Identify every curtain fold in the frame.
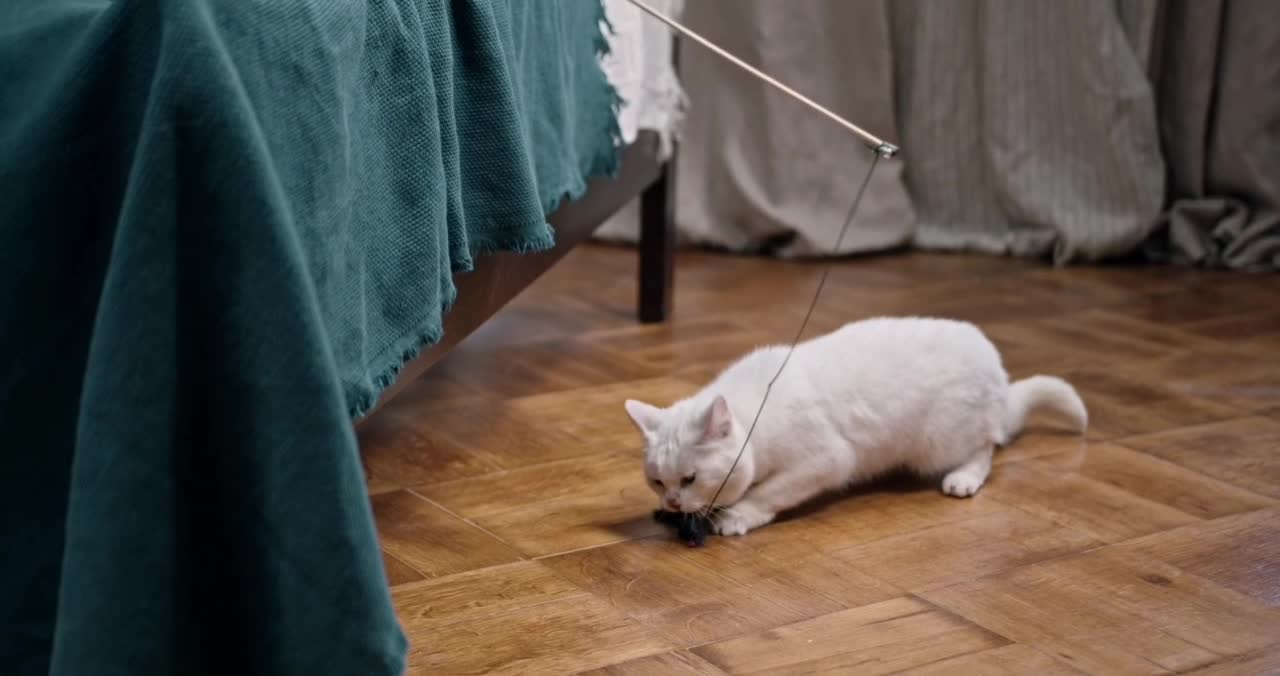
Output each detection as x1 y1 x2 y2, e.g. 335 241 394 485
1146 0 1280 269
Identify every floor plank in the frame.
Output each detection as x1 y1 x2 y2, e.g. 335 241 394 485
829 502 1101 592
1053 367 1245 441
392 561 584 630
1114 508 1280 607
359 408 503 489
979 457 1197 542
405 593 672 675
382 549 427 587
504 377 701 451
1119 348 1280 413
1120 417 1280 498
1183 308 1280 346
692 597 1008 675
1182 648 1280 675
896 643 1085 675
416 452 663 557
765 482 1008 553
993 433 1090 465
542 537 805 647
676 532 901 619
1029 442 1275 520
371 490 522 578
924 548 1280 675
576 649 727 675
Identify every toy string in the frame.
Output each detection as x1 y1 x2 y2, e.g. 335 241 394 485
703 150 886 517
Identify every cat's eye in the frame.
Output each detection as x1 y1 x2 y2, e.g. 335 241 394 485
681 474 696 487
652 479 664 488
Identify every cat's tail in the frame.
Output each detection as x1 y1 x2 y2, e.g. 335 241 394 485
1003 375 1088 443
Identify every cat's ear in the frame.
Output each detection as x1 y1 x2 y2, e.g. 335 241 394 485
624 399 664 438
699 395 733 443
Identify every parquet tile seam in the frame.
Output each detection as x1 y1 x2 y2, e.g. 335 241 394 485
1108 439 1280 506
403 487 527 555
1183 646 1280 675
530 534 667 562
1113 414 1276 444
1107 504 1280 551
535 545 809 652
384 550 431 582
826 515 1113 599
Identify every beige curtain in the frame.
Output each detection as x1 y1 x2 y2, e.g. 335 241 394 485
600 0 1279 270
1146 0 1280 269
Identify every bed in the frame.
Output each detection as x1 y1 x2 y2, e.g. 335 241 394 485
0 1 678 674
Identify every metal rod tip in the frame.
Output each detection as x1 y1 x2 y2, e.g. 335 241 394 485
874 143 899 158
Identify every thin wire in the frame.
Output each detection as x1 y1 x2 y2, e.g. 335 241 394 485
703 151 884 516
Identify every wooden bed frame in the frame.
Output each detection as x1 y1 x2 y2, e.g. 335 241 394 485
361 131 675 419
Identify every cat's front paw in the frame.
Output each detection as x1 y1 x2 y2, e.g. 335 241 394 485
714 504 773 536
941 471 985 498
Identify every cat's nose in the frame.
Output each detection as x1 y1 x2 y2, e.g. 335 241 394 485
665 497 681 510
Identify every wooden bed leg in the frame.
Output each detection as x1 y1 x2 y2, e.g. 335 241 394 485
638 160 675 323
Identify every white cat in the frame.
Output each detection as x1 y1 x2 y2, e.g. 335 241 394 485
624 317 1087 536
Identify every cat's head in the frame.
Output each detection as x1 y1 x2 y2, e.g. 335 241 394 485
623 394 753 513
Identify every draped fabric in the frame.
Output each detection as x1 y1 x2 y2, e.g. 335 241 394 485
0 1 620 674
600 0 1280 270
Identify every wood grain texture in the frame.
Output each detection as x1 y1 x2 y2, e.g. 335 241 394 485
1121 417 1280 498
578 650 726 676
1030 442 1274 519
1119 347 1280 413
358 246 1280 674
541 537 805 647
1114 508 1280 607
1182 648 1280 675
1054 367 1245 440
501 377 699 452
979 458 1198 542
358 409 502 489
404 593 672 675
678 532 901 618
416 452 665 557
829 503 1102 592
923 549 1280 675
895 643 1085 675
392 561 584 631
692 597 1008 675
371 490 521 578
381 550 427 587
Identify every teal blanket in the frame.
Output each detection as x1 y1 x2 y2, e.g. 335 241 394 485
0 1 619 674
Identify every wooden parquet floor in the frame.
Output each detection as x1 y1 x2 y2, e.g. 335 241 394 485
358 245 1280 675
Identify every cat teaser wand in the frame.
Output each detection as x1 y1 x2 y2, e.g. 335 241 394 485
623 0 900 546
623 0 898 159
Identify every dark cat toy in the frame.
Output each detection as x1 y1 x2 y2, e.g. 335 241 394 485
652 508 716 547
628 0 896 547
